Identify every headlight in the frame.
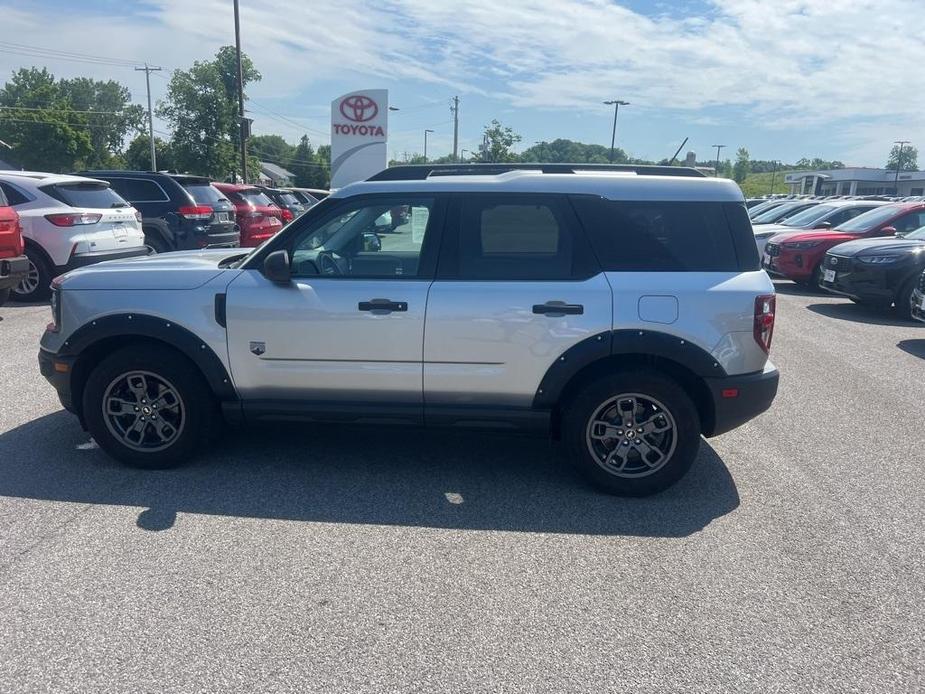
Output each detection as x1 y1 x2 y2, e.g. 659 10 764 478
781 240 822 250
857 255 902 264
48 281 62 333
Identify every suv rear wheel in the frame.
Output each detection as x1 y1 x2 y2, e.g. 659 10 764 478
563 370 701 496
13 248 51 302
83 346 216 468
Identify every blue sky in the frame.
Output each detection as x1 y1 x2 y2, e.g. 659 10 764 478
2 0 922 168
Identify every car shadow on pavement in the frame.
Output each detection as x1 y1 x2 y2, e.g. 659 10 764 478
772 280 825 297
806 302 923 327
897 339 925 359
0 411 740 538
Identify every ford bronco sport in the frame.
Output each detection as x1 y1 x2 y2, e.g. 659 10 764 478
38 164 779 496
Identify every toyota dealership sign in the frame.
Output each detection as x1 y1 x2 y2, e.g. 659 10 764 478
330 89 389 188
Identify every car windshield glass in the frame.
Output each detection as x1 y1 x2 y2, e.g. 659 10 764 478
835 205 901 232
748 201 782 217
752 203 808 223
43 182 128 209
239 190 274 207
781 204 837 226
904 225 925 240
183 183 227 204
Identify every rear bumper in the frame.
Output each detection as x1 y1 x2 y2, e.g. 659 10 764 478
704 362 779 437
0 254 29 290
56 247 150 274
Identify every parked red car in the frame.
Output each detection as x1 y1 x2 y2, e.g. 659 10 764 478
0 187 28 306
763 202 925 285
213 183 284 247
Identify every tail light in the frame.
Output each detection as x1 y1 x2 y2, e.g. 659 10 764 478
45 213 102 227
280 208 294 222
754 294 776 354
177 205 213 221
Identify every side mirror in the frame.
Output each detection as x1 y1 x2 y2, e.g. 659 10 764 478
815 221 832 229
880 226 898 236
362 232 382 252
262 249 291 284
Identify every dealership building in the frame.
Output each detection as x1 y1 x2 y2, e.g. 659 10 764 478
785 167 925 197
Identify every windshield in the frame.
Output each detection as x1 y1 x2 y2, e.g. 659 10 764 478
748 200 783 217
184 182 228 204
835 204 901 232
781 204 838 227
905 225 925 240
752 202 814 224
43 182 129 209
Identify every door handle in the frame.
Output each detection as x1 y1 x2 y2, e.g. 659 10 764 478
533 301 584 316
358 299 408 313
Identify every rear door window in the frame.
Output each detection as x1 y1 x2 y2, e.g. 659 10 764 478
42 182 129 209
570 198 747 272
447 195 597 280
108 178 169 203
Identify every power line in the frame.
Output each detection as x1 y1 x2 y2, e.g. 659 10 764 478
0 40 155 68
0 105 133 116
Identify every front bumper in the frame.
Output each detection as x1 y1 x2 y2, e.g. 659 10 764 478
38 348 77 414
0 254 29 290
704 362 779 437
55 247 150 274
761 249 815 281
818 255 916 302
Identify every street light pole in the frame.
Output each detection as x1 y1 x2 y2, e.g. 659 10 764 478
424 129 434 162
712 144 726 177
233 0 248 183
893 140 910 195
603 99 629 163
134 64 162 171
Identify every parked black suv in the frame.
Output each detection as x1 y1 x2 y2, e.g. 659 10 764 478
77 171 240 252
820 225 925 319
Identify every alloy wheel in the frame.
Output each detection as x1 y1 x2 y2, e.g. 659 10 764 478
102 370 185 452
14 259 39 297
585 393 677 478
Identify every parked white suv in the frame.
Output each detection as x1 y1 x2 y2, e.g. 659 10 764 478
0 172 147 301
38 164 779 496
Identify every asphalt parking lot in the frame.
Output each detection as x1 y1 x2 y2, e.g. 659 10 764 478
1 284 923 693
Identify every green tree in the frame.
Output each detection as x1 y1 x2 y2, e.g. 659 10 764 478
480 119 522 162
123 134 175 171
248 134 294 166
520 138 626 164
733 147 750 183
58 77 144 168
886 143 918 172
0 67 93 171
157 46 261 179
289 135 329 188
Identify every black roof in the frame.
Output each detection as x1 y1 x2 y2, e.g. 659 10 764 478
76 170 211 184
367 162 707 182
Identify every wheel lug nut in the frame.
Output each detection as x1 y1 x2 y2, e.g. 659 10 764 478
134 406 139 412
622 440 630 446
635 439 642 445
636 427 643 433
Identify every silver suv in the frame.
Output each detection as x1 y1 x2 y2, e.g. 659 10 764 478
38 164 779 496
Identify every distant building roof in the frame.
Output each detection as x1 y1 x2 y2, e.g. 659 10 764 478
260 161 295 181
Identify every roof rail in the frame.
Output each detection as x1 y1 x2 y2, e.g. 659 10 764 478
367 162 707 182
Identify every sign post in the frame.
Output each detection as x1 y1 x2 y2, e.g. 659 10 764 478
330 89 389 188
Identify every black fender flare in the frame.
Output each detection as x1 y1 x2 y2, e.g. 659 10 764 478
58 313 237 402
532 329 726 409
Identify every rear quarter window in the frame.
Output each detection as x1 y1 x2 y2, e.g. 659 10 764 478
570 197 756 272
42 182 129 210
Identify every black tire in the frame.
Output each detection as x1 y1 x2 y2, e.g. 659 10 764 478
12 247 52 302
144 231 169 254
0 287 9 306
82 345 217 469
894 275 919 321
563 369 701 496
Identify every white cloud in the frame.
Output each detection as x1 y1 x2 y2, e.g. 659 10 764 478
1 0 923 162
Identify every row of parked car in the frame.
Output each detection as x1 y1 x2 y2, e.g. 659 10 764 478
745 195 925 320
0 169 328 302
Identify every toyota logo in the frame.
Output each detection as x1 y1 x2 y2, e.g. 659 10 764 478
340 95 378 122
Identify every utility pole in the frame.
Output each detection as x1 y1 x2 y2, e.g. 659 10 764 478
134 64 162 171
770 160 779 195
893 140 910 195
603 99 629 163
233 0 248 183
424 129 434 162
451 96 459 162
712 144 726 177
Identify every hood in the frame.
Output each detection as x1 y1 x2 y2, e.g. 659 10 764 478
57 248 248 290
826 236 925 257
768 230 860 245
754 224 796 239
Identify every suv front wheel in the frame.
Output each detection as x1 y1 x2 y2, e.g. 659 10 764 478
564 370 701 496
83 346 216 468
